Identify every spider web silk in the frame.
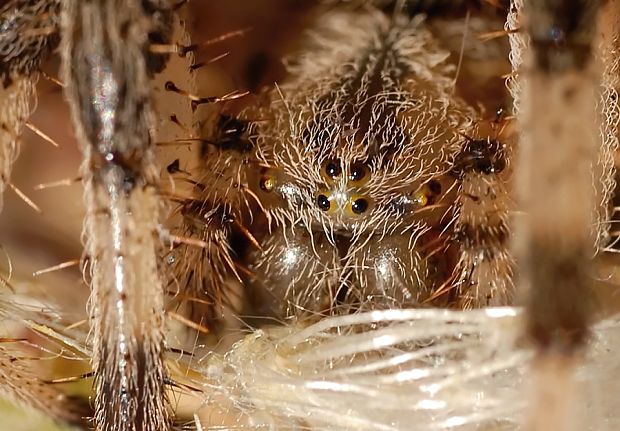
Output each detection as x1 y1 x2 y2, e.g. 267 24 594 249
188 308 620 430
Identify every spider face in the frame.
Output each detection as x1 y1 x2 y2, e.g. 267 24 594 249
236 10 493 318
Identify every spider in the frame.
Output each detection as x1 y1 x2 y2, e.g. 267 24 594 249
164 1 519 335
0 0 618 430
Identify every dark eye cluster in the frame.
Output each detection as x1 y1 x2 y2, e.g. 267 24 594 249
316 159 372 215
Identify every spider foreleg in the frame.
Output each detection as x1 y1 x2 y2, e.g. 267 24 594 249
60 1 177 429
0 0 60 210
450 134 514 307
163 107 259 330
165 198 247 330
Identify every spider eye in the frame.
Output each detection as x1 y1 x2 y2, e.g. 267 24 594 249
316 194 332 211
260 175 276 192
413 191 428 207
346 195 371 216
349 162 369 184
413 179 442 207
351 197 369 214
323 159 342 180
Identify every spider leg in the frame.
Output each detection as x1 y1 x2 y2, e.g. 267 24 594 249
449 133 514 307
0 1 88 423
0 287 92 425
0 0 60 210
0 344 90 427
163 108 258 331
519 0 599 366
165 196 247 330
60 1 178 430
510 0 618 429
593 1 620 251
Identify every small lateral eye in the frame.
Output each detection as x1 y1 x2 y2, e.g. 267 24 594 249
413 179 442 207
323 159 342 180
259 175 276 192
316 194 332 211
349 162 369 184
413 191 428 207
